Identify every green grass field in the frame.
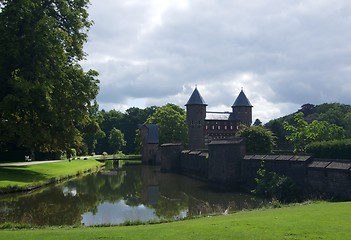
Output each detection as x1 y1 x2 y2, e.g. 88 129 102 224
0 159 104 192
0 201 350 239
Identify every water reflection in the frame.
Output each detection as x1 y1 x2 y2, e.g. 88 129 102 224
82 201 158 226
0 163 265 226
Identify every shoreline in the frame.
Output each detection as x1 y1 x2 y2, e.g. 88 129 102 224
0 159 104 194
1 201 350 240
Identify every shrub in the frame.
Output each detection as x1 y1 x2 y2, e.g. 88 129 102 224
236 125 276 154
306 139 351 159
66 148 77 159
252 161 300 203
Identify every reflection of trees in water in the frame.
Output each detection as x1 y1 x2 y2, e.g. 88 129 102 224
117 166 143 206
0 187 99 225
0 169 129 226
140 167 265 220
0 165 266 226
152 194 188 219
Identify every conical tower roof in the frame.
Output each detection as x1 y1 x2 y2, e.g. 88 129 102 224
232 89 253 107
185 87 207 106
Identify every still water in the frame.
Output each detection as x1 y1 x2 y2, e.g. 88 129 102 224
0 163 265 226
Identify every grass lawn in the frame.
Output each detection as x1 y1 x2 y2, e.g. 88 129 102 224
0 201 350 239
0 159 104 192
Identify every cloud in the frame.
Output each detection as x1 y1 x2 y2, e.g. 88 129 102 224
82 0 351 123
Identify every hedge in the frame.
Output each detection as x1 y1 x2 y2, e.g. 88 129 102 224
306 139 351 159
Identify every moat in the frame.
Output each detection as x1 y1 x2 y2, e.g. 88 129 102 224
0 162 266 226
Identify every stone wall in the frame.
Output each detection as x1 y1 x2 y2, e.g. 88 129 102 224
307 159 351 199
180 150 208 180
241 155 351 199
160 143 183 172
208 139 245 189
160 140 351 200
241 155 312 193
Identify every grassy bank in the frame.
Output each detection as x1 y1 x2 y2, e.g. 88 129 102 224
0 159 104 193
0 201 350 239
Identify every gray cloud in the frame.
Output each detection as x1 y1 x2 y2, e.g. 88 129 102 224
82 0 351 122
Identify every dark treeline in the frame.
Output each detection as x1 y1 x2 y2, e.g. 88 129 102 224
89 106 158 155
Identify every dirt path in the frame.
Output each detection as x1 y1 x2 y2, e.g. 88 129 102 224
0 160 64 167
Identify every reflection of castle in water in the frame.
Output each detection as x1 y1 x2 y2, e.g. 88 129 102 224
0 164 264 227
139 166 264 218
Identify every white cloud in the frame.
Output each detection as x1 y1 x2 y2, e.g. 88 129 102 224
82 0 351 122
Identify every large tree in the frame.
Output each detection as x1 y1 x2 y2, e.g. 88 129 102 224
236 125 275 154
95 109 124 154
0 0 99 154
121 106 158 154
108 128 126 154
145 103 187 145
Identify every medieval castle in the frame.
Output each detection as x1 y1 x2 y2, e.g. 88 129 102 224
186 87 252 149
140 87 351 200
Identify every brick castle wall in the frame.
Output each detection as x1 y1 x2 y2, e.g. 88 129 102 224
160 140 351 200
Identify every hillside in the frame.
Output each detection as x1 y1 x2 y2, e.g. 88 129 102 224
265 103 351 151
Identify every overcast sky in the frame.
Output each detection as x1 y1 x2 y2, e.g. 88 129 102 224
81 0 351 123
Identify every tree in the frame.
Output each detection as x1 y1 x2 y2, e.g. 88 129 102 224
108 128 126 154
0 0 99 154
283 112 345 153
145 103 187 145
299 103 315 116
94 106 158 154
317 104 346 126
253 118 262 126
121 106 158 154
95 109 124 154
252 161 300 203
81 100 105 155
236 125 275 154
342 112 351 138
265 119 290 150
82 120 105 155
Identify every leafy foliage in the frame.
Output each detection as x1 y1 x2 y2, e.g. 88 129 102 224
94 106 157 154
253 162 300 203
66 148 77 159
253 119 262 126
235 125 275 154
0 0 99 153
283 112 345 153
108 128 126 154
266 103 351 151
121 106 158 153
95 110 125 154
145 103 187 145
306 139 351 159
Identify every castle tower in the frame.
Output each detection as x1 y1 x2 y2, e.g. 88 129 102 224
232 89 253 126
185 87 207 150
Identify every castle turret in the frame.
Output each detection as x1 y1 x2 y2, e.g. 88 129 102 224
232 89 253 126
185 87 207 150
